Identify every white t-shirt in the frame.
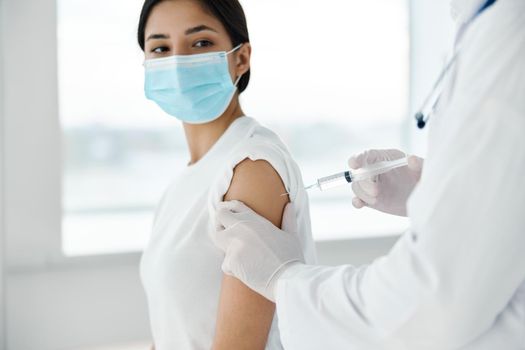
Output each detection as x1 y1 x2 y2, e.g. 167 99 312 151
140 116 317 350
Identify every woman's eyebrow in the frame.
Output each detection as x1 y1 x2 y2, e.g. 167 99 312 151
146 25 217 42
146 33 170 41
185 25 218 35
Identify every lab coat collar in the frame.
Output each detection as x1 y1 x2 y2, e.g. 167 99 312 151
450 0 487 25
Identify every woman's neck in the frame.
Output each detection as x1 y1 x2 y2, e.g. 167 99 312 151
183 99 245 166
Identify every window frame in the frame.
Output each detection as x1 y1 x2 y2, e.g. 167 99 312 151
1 0 7 345
1 0 118 270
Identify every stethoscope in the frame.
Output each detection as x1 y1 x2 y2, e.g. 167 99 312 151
414 0 497 129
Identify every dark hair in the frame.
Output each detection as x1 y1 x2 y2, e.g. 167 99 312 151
137 0 251 93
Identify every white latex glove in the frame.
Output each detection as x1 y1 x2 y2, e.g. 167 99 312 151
348 149 424 217
212 200 305 302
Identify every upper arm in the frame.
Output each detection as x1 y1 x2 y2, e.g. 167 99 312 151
212 159 289 350
224 159 289 227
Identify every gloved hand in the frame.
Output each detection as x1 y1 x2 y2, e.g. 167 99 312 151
212 200 305 302
348 149 424 217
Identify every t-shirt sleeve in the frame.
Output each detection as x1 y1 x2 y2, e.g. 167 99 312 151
207 137 300 231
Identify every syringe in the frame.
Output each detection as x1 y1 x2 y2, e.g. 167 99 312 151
305 157 409 192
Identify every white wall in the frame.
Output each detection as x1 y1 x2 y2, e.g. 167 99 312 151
1 0 454 349
7 257 150 350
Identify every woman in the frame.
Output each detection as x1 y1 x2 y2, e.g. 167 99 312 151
138 0 316 349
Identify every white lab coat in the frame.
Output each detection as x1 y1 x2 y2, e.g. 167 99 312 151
275 0 525 348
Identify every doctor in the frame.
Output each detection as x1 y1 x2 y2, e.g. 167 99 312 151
212 0 525 348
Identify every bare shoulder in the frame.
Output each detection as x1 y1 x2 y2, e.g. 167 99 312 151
223 158 289 228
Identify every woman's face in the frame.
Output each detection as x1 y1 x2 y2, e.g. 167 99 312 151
144 0 250 81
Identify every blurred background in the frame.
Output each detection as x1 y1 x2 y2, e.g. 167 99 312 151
0 0 455 348
59 0 411 256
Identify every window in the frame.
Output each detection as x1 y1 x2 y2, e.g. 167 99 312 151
58 0 409 256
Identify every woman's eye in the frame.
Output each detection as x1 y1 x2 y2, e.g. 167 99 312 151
151 46 169 54
194 40 213 48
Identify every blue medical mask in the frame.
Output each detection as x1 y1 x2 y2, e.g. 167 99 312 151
144 44 243 124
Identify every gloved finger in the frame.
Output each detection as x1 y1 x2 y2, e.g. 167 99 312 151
281 202 298 233
217 200 253 214
210 224 230 251
220 254 235 276
348 155 363 170
216 201 251 229
349 149 395 169
348 150 379 169
352 181 378 205
218 200 279 232
213 216 249 252
408 155 424 174
348 150 377 170
352 196 367 209
363 149 402 167
352 179 379 197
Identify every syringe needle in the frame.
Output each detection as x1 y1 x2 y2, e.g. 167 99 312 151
304 183 319 191
281 183 319 196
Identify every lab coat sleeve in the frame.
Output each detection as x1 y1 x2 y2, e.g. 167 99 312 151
275 97 525 349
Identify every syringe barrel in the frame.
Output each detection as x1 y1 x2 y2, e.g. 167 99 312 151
318 171 352 191
306 158 409 193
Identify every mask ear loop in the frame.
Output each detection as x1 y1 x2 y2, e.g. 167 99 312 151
233 74 243 87
227 43 244 55
227 43 245 88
